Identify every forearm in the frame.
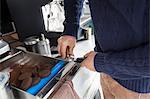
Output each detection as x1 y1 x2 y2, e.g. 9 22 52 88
94 43 150 78
63 0 84 38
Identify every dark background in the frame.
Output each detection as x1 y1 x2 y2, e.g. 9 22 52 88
0 0 14 34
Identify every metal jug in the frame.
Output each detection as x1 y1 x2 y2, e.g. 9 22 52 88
37 34 51 57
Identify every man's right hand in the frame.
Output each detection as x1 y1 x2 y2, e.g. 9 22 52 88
57 35 76 59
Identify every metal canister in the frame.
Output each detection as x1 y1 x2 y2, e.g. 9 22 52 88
24 36 39 53
37 34 51 57
0 72 15 99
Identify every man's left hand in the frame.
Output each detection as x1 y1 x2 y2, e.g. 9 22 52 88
80 51 97 71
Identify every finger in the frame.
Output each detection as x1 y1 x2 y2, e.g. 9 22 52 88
66 46 70 58
60 44 67 59
68 45 74 55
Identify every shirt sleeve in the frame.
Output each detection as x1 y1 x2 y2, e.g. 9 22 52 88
63 0 84 38
94 43 150 79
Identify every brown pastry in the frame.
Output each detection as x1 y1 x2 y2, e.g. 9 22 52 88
49 60 58 66
38 70 50 78
10 64 22 88
20 77 32 90
21 68 33 73
31 64 38 68
18 72 32 80
11 80 21 88
22 64 33 69
39 64 53 70
32 68 38 76
10 64 22 70
10 69 21 84
36 65 41 69
32 77 41 86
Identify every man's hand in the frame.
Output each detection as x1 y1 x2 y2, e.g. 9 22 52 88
80 51 97 71
57 35 76 58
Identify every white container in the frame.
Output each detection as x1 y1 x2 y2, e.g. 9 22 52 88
0 72 15 99
0 40 10 56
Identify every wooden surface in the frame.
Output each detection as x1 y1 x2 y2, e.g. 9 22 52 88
1 32 23 48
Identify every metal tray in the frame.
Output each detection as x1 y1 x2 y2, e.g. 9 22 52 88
0 51 77 99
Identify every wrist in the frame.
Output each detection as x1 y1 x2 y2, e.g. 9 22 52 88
62 35 76 40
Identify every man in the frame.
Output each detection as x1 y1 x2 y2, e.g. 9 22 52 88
57 0 150 99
